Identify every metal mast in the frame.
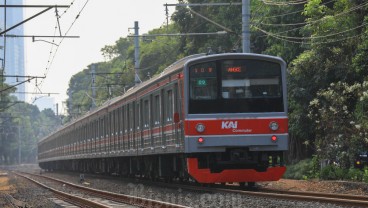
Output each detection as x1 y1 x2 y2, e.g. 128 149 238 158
242 0 250 53
91 64 96 110
134 21 140 85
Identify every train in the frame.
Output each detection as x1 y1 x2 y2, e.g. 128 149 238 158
38 53 288 186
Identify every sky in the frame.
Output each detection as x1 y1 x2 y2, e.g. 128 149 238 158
22 0 177 113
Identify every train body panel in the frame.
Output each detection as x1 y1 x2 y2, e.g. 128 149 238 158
38 53 288 183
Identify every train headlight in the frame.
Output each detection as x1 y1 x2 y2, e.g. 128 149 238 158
269 121 279 131
196 123 205 133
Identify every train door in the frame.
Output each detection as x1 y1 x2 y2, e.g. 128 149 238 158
123 105 129 151
105 114 109 153
116 107 121 152
120 106 126 150
160 89 166 148
164 87 175 147
142 97 150 150
109 112 113 153
101 116 105 153
152 92 162 148
128 102 135 151
174 83 183 147
135 100 142 152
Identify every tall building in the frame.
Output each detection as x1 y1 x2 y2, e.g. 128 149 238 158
0 0 25 101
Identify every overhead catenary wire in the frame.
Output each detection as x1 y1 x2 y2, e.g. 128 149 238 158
252 25 365 45
35 0 90 92
257 0 337 20
253 21 368 41
253 1 368 27
252 0 368 43
259 0 308 6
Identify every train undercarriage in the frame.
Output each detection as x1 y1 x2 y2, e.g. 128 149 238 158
39 148 286 185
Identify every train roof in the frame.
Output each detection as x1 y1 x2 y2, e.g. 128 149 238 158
39 53 205 144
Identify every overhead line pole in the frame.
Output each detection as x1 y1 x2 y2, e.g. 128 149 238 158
243 0 250 53
3 0 7 93
134 21 140 85
91 64 96 110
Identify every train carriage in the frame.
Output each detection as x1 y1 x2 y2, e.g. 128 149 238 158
38 53 288 184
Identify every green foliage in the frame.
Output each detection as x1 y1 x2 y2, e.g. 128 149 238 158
308 81 368 168
320 165 347 180
347 168 364 181
283 159 314 180
0 95 61 165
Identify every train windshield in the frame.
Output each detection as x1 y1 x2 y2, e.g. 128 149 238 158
189 59 284 114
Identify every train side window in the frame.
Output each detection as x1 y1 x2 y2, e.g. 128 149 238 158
166 90 173 122
136 102 141 130
124 105 128 133
129 103 134 131
143 99 150 128
101 117 104 138
119 106 123 134
154 95 160 125
116 108 120 135
110 112 113 136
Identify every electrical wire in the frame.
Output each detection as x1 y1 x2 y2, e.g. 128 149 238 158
260 0 308 6
257 0 337 20
36 0 90 92
254 21 368 40
254 1 368 27
252 25 365 45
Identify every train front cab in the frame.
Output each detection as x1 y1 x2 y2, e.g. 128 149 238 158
183 53 288 184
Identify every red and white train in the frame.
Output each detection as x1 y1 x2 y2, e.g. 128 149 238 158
38 53 288 185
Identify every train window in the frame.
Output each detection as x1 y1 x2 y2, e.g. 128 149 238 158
116 108 120 135
189 61 217 100
129 103 134 131
119 106 123 134
166 90 173 122
136 102 141 130
221 60 281 99
143 99 150 128
188 59 284 114
124 105 128 133
154 95 160 125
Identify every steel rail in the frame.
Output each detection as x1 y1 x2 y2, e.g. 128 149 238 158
114 177 368 207
14 172 110 208
259 187 368 202
20 172 189 208
215 186 368 207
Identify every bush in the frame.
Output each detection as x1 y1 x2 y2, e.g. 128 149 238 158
320 165 347 180
347 168 364 181
284 158 368 182
283 159 314 180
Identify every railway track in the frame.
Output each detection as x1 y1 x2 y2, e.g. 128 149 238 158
20 171 368 207
15 171 188 208
130 179 368 207
217 186 368 207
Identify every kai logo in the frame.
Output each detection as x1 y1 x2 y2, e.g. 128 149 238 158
221 121 238 129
